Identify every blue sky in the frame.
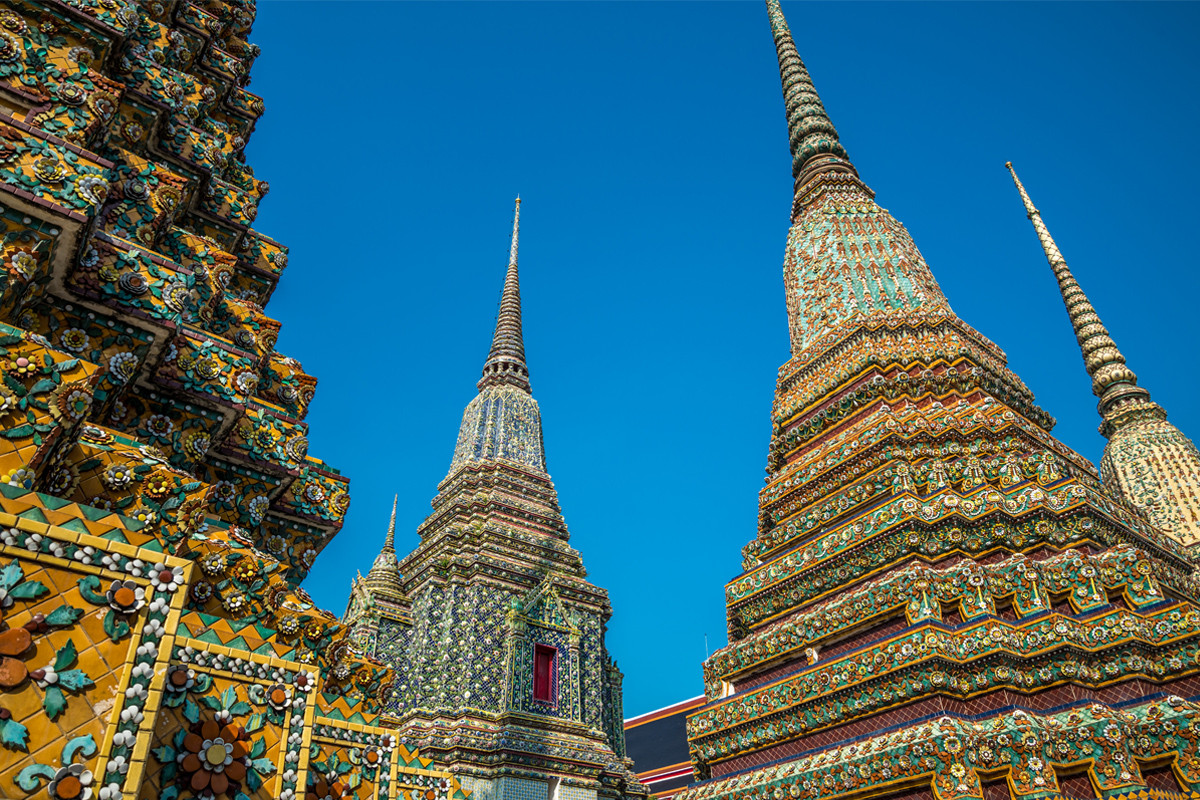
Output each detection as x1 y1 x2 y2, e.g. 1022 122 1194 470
245 1 1200 717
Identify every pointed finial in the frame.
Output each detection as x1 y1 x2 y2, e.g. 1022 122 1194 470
765 0 857 194
478 198 531 393
364 494 403 594
1005 162 1151 421
383 493 397 551
509 196 521 265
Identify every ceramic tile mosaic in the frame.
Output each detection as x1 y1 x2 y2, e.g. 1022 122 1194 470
0 0 472 797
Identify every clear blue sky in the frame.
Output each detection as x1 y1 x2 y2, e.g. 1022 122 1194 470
246 2 1200 717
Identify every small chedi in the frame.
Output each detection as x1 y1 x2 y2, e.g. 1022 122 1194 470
0 0 469 799
343 200 646 800
679 3 1200 800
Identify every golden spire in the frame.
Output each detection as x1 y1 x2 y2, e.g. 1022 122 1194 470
1005 162 1151 422
1007 162 1200 548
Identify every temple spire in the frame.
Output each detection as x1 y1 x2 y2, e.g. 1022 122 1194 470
478 198 530 393
364 495 403 594
765 0 857 195
383 493 397 552
1005 162 1151 422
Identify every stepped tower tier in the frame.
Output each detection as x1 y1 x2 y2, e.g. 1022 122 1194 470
1006 163 1200 548
679 4 1200 800
0 1 467 798
345 200 646 800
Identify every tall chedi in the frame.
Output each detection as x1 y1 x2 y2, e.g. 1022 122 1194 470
345 200 646 800
1006 163 1200 548
679 4 1200 800
0 1 471 799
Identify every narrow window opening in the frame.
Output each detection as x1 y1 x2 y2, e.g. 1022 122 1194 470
533 644 556 703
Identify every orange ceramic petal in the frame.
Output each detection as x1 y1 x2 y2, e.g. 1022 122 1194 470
210 771 229 795
0 656 27 689
191 769 210 791
0 628 31 657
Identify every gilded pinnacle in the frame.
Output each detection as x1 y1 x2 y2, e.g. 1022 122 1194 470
478 198 531 393
1005 162 1152 424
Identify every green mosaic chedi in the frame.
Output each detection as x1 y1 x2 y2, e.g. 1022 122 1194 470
679 3 1200 800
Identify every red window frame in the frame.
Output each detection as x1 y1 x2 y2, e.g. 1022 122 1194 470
533 644 556 703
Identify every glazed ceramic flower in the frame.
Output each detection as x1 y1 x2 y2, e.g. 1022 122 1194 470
229 559 257 584
181 430 210 460
8 248 37 278
145 414 174 438
189 581 214 603
129 508 158 526
247 496 269 523
265 683 290 712
360 747 383 769
47 762 93 800
50 382 92 423
165 666 195 694
149 563 184 593
176 718 250 797
105 580 145 614
200 554 225 576
2 467 32 488
101 464 134 491
211 481 236 502
107 352 139 383
59 328 89 353
234 371 258 394
292 670 314 693
143 472 173 499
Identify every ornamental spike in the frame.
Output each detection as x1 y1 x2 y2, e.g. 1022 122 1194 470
765 0 856 196
383 493 397 552
365 494 403 592
478 198 531 393
1005 162 1151 422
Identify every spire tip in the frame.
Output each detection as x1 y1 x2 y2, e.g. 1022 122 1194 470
1006 165 1151 423
479 202 531 393
766 0 855 193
